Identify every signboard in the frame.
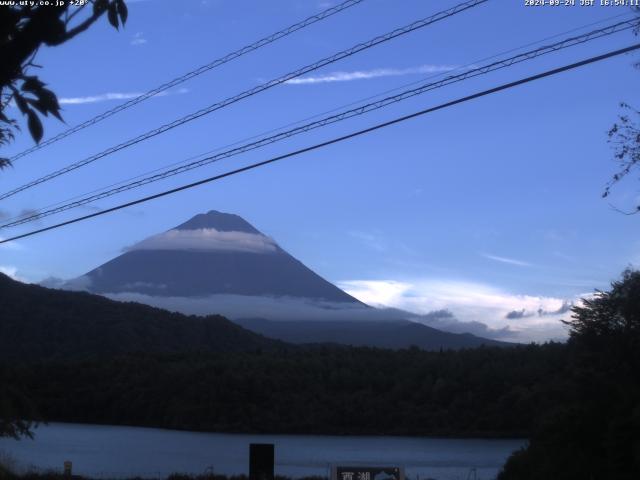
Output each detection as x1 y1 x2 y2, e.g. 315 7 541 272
332 466 404 480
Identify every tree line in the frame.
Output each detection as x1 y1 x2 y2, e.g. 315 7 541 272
8 343 566 438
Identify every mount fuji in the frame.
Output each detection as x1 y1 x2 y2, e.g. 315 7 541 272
63 210 507 349
80 210 363 304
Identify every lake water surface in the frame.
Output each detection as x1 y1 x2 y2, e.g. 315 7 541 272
0 423 526 480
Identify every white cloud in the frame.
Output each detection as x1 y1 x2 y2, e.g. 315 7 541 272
104 292 370 321
101 292 517 342
0 266 22 281
128 228 278 254
60 92 142 105
59 88 188 105
339 280 410 308
131 32 147 46
338 278 577 342
286 64 457 85
65 275 94 291
41 275 93 291
482 253 533 267
121 281 167 290
413 310 514 339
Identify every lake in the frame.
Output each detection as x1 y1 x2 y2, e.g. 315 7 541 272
0 423 526 480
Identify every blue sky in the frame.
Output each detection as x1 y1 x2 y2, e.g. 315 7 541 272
1 0 639 340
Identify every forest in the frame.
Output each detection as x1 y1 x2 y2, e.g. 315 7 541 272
0 272 282 362
5 343 565 438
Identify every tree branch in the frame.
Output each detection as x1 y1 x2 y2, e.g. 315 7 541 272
608 202 640 216
65 3 89 27
48 7 107 46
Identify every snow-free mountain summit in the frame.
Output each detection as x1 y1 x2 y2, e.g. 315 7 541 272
68 210 507 350
80 210 362 303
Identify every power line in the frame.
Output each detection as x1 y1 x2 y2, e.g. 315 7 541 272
2 17 636 230
10 10 632 229
2 42 638 246
6 10 632 228
7 0 366 163
0 0 488 201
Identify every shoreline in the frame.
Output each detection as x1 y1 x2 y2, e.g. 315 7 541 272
22 421 529 442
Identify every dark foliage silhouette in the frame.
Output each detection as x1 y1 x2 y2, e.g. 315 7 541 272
0 273 282 361
604 12 640 211
0 366 38 439
0 0 128 167
499 269 640 479
12 344 567 437
0 271 278 438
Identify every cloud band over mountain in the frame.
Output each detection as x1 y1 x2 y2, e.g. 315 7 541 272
128 228 278 254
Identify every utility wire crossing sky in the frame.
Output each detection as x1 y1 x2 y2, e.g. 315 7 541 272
2 41 638 244
0 0 488 201
1 17 636 230
8 0 366 163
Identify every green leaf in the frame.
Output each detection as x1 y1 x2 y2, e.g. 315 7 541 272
108 2 119 29
116 0 128 26
26 110 43 144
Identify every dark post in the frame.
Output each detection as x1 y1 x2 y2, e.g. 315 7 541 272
249 443 274 480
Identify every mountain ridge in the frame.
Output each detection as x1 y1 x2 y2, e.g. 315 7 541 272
235 318 510 349
0 273 282 362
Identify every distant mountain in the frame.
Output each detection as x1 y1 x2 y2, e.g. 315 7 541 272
235 318 509 350
78 210 362 303
60 210 509 350
0 273 281 362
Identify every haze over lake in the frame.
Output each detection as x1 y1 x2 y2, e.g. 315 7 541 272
0 423 525 480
